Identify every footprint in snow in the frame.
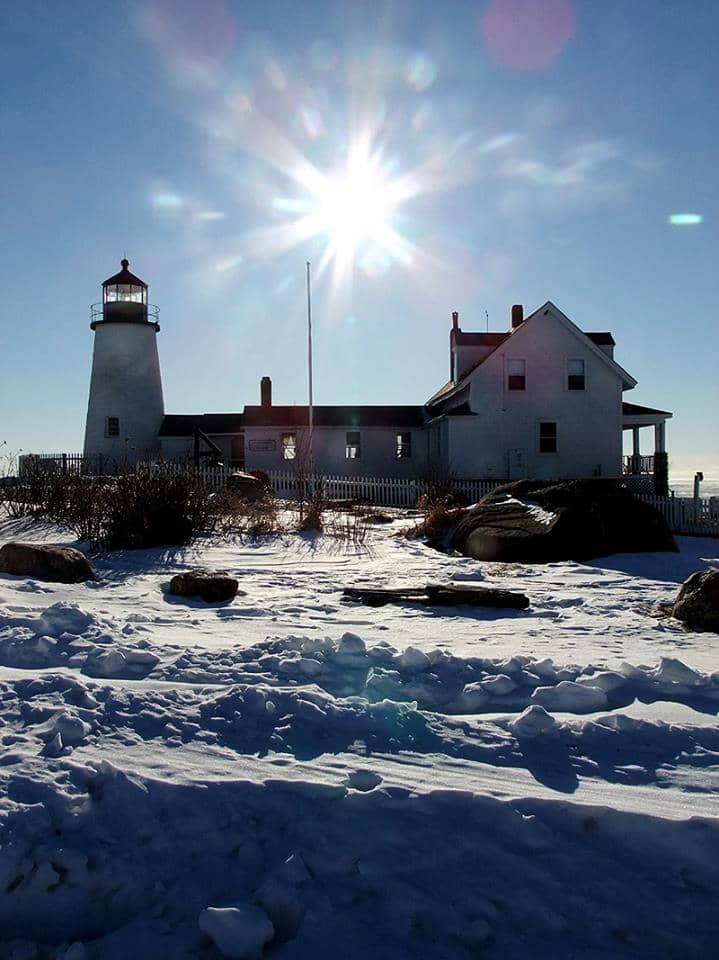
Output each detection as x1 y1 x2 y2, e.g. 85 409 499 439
345 769 383 792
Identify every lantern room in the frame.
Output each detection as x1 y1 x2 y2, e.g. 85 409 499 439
90 258 160 329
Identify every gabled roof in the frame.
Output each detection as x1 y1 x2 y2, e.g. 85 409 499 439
530 302 635 389
428 301 632 407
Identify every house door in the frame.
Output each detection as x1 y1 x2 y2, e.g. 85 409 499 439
230 434 245 470
508 448 528 480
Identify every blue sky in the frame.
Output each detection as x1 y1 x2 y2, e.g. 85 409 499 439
1 0 717 475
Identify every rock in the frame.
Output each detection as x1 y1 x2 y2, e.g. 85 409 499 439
226 471 267 502
449 479 677 563
169 569 240 603
0 542 97 583
671 568 719 632
198 905 274 959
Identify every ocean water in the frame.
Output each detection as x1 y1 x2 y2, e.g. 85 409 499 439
669 476 719 499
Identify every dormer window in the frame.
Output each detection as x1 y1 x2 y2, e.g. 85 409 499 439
567 359 585 390
507 359 526 391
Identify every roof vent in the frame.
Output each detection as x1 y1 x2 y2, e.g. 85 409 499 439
511 304 524 329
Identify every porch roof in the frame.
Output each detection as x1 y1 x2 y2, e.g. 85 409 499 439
622 402 673 428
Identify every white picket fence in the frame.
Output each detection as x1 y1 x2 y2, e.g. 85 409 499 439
640 494 719 538
15 456 719 537
265 470 500 508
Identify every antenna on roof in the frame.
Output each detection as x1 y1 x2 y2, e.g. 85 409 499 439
485 309 489 333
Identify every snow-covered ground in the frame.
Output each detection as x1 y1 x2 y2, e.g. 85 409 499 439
1 513 718 959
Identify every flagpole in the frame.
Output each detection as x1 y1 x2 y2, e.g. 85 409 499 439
306 261 314 472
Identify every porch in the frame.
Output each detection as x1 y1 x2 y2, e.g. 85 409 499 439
622 402 673 496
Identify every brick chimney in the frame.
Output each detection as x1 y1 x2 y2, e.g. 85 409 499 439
511 304 524 330
260 376 272 409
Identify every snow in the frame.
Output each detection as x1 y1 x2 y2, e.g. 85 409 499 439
198 905 274 959
0 512 718 958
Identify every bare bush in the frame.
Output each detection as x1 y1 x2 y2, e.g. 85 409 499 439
399 501 463 545
324 503 371 544
103 465 217 549
418 468 468 509
297 483 324 532
212 488 284 539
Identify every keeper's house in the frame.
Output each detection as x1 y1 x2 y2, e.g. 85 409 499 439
81 260 672 493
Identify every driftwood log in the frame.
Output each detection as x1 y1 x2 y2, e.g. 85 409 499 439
342 583 530 609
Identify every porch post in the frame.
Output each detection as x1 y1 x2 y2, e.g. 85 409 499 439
631 427 641 475
653 421 668 496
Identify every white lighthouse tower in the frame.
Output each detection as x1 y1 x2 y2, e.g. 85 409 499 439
83 259 164 470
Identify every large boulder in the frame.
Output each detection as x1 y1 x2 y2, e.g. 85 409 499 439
169 569 240 603
0 542 97 583
449 479 677 563
671 568 719 632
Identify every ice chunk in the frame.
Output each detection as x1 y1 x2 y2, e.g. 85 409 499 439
576 671 626 693
651 657 706 687
337 632 365 655
531 680 607 713
531 657 557 679
297 658 324 677
53 714 92 746
83 649 128 678
455 682 489 712
480 674 516 696
396 646 431 673
38 602 94 637
199 905 274 959
333 632 367 667
509 705 557 738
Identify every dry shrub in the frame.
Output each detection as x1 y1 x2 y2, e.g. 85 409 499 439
103 465 216 549
212 488 284 539
324 504 370 544
399 501 463 545
297 485 324 532
418 468 468 509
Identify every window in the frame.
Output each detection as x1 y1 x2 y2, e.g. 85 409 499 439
105 416 120 437
539 421 557 453
507 358 526 390
345 431 361 459
567 358 585 390
396 432 412 458
104 284 146 304
282 432 297 460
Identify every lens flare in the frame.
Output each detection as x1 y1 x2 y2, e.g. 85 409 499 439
668 213 703 226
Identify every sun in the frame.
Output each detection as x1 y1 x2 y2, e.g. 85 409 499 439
313 151 397 254
266 137 417 284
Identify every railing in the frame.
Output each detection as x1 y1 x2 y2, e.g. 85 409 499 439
623 454 654 475
90 302 160 324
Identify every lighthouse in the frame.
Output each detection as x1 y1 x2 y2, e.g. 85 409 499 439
83 259 164 469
